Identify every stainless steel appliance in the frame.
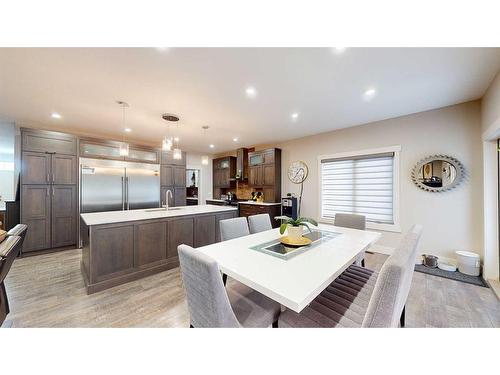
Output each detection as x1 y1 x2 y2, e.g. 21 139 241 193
80 158 160 213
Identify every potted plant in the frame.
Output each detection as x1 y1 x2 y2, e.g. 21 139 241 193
274 216 318 241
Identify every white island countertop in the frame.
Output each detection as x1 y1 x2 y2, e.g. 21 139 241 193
81 204 238 226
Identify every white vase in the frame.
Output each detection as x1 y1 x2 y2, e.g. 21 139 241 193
287 225 303 241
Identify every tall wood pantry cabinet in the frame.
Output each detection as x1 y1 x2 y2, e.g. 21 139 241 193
20 128 78 253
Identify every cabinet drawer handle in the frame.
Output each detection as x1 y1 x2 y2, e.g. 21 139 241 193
52 174 55 182
47 173 50 182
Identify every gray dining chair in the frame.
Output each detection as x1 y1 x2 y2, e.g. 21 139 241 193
278 224 423 328
178 244 281 328
248 214 273 234
334 213 367 267
219 217 251 284
6 224 28 256
1 235 22 325
219 217 250 242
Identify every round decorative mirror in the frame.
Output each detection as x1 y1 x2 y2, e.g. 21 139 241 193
411 155 464 192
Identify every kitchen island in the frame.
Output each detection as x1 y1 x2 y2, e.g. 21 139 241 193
80 205 238 294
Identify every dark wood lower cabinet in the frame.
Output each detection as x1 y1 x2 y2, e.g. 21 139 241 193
239 203 282 228
92 224 135 282
194 215 216 247
134 220 168 268
21 185 51 252
81 210 236 294
168 217 194 259
51 185 77 248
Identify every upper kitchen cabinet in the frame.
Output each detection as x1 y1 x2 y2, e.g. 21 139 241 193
80 138 160 164
80 139 123 160
22 128 77 155
127 146 159 164
248 148 281 202
236 147 249 180
161 150 186 166
212 156 236 189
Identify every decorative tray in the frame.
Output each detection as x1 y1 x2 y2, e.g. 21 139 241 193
249 229 340 260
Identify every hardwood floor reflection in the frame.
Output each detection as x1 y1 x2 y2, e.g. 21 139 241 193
2 249 499 327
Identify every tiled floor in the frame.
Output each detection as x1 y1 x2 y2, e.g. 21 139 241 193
1 249 499 327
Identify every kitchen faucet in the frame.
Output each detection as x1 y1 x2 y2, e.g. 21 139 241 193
163 189 173 210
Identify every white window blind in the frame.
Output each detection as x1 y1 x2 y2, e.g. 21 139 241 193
321 152 394 224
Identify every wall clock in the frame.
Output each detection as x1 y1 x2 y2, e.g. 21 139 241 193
288 161 309 184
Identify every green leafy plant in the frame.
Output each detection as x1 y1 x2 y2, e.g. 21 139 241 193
274 216 318 235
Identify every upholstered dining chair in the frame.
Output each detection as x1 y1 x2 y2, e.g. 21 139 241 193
178 244 281 328
219 217 251 284
6 224 28 256
0 235 22 325
278 225 423 328
219 217 250 241
334 213 367 266
248 214 272 234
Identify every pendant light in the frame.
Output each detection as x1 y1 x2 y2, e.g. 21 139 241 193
162 113 180 157
117 101 130 156
172 122 182 160
201 126 209 165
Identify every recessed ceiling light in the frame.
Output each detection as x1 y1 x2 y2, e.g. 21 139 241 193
233 137 238 142
363 88 377 101
124 128 132 133
174 137 180 142
209 144 215 148
291 112 299 121
332 47 346 54
51 112 62 119
155 47 170 52
245 86 257 98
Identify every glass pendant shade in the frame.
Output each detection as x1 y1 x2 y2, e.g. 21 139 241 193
173 148 182 160
119 142 129 156
162 137 172 151
201 155 209 165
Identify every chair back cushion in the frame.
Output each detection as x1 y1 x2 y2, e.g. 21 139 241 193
7 224 28 254
334 213 366 230
0 235 22 283
219 217 250 241
178 244 240 328
248 214 272 234
362 225 423 327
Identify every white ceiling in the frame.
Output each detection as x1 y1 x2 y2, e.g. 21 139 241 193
0 48 499 153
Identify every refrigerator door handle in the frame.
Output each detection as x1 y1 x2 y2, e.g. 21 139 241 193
121 176 125 210
126 176 130 210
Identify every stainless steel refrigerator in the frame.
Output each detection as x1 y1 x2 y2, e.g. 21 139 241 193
80 158 160 213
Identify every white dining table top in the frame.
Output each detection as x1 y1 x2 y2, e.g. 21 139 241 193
196 223 381 313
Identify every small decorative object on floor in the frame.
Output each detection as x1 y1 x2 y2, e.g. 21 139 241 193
423 254 438 268
274 215 318 241
456 251 481 276
437 261 457 272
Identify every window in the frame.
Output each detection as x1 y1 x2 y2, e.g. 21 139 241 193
318 146 400 232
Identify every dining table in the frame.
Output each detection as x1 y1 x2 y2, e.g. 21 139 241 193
196 223 381 313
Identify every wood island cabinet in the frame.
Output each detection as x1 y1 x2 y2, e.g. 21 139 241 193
81 209 237 294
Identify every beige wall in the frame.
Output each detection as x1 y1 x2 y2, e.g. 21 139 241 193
224 101 484 261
